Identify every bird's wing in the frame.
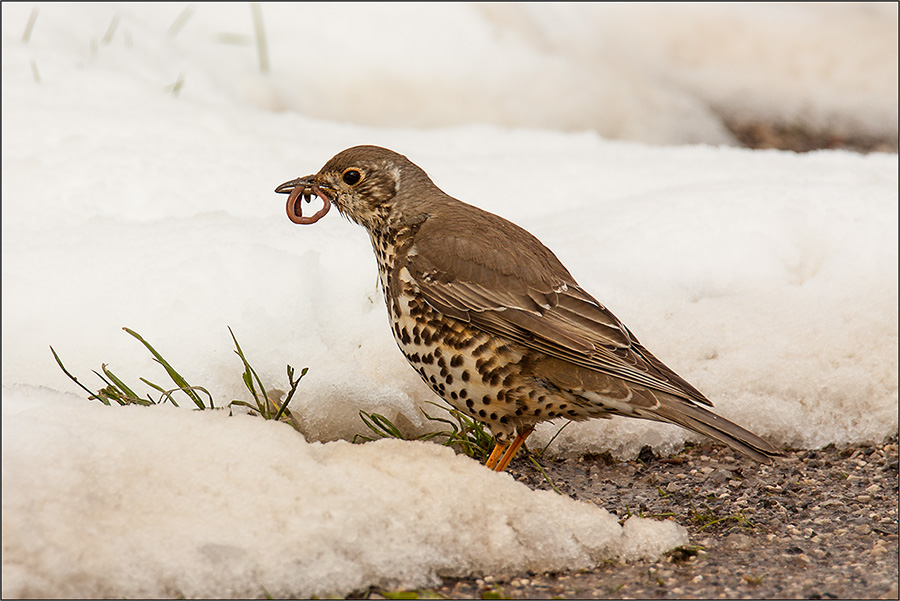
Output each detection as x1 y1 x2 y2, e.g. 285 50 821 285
406 209 711 406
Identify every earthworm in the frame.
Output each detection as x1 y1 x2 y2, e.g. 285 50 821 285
275 177 331 224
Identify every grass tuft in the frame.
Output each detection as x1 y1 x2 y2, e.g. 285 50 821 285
51 326 307 431
354 401 570 487
354 401 494 462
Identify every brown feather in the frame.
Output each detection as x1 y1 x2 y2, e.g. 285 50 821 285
405 196 714 407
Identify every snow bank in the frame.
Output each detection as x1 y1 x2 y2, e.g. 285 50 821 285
2 385 686 598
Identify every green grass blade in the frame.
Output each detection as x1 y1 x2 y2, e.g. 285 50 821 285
274 364 308 421
358 410 408 439
528 456 563 495
228 326 269 417
101 364 140 401
122 327 206 409
50 345 99 399
536 420 572 457
140 377 178 407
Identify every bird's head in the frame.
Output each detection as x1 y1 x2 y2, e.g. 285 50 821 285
276 145 437 232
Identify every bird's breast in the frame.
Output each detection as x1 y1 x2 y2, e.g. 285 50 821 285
366 230 600 440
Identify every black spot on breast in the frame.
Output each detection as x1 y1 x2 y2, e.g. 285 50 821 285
459 389 467 399
461 370 470 382
450 354 463 368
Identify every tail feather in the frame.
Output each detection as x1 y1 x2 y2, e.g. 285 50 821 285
648 397 783 463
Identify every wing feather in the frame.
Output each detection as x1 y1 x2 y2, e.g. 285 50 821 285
406 209 711 406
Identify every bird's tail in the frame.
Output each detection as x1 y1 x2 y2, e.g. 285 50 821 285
644 395 783 463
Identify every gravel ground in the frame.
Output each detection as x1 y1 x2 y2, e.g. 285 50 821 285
357 435 898 599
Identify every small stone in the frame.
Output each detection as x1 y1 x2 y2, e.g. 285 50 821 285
723 532 753 549
707 468 733 484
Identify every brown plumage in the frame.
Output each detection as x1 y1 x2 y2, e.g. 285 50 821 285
276 145 782 471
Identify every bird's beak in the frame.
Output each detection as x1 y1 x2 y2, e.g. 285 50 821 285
275 174 332 224
274 175 311 195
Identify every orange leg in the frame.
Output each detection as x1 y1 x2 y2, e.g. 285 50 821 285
485 440 510 470
491 427 535 472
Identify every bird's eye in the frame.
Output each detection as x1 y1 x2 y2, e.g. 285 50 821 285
342 168 363 186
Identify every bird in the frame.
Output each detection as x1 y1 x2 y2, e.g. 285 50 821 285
276 145 782 472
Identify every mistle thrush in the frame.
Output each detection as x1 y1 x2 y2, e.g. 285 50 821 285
276 145 782 472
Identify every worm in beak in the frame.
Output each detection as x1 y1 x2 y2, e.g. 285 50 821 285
275 176 332 224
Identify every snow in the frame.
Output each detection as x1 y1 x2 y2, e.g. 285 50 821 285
2 385 687 598
2 2 897 598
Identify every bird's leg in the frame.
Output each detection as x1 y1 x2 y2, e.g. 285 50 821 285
492 426 535 472
485 440 510 470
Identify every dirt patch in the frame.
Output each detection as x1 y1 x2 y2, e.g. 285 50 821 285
724 120 897 153
422 435 898 599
